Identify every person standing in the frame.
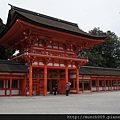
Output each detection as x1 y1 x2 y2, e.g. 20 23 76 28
65 83 70 96
53 84 57 95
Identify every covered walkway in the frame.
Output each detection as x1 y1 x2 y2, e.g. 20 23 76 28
79 66 120 93
0 60 28 96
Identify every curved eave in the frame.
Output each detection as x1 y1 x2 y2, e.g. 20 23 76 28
0 19 24 46
0 10 106 42
0 20 105 50
0 19 104 50
0 11 20 41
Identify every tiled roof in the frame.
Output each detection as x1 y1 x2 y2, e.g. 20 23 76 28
0 60 29 73
0 5 106 40
79 66 120 76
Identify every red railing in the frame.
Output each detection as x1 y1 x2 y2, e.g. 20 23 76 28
10 49 88 61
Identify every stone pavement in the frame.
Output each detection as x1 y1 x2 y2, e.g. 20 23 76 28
0 91 120 114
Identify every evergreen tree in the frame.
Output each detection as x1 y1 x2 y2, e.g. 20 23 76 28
0 18 15 60
0 18 5 33
86 27 120 68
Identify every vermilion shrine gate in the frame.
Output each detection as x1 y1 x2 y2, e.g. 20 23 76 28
0 5 119 96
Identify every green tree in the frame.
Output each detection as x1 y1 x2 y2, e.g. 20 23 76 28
86 27 120 68
0 18 5 33
0 18 15 60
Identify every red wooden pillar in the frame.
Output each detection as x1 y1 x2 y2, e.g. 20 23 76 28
37 70 40 95
110 77 112 91
10 73 12 96
118 79 120 90
108 79 110 91
90 76 92 92
104 77 106 91
36 69 40 94
20 80 22 95
19 80 21 95
76 68 79 94
5 80 7 96
116 78 118 91
109 78 111 90
57 70 60 94
82 75 84 93
97 77 99 92
44 64 47 96
65 66 68 83
96 80 97 92
29 64 33 96
102 79 104 91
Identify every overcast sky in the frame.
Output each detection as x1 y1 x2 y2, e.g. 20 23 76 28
0 0 120 37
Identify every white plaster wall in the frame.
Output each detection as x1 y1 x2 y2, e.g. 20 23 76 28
60 64 64 66
47 63 52 66
73 65 76 68
92 87 96 91
106 87 108 90
12 90 19 95
83 76 90 79
70 90 76 92
99 87 103 90
0 90 5 95
39 62 44 65
32 62 38 65
68 65 72 67
69 75 76 78
54 63 59 66
6 90 10 95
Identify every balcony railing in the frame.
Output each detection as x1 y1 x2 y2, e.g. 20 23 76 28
10 49 88 61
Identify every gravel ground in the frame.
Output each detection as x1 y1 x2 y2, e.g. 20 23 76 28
0 91 120 114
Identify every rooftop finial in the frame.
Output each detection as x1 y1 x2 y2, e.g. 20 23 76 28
8 4 14 9
8 3 12 7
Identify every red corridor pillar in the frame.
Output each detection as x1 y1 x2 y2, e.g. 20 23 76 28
29 65 33 96
76 68 79 94
44 64 47 96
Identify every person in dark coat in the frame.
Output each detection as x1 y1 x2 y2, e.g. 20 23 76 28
65 83 70 96
53 84 57 95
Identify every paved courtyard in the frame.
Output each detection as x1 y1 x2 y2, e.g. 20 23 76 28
0 91 120 114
